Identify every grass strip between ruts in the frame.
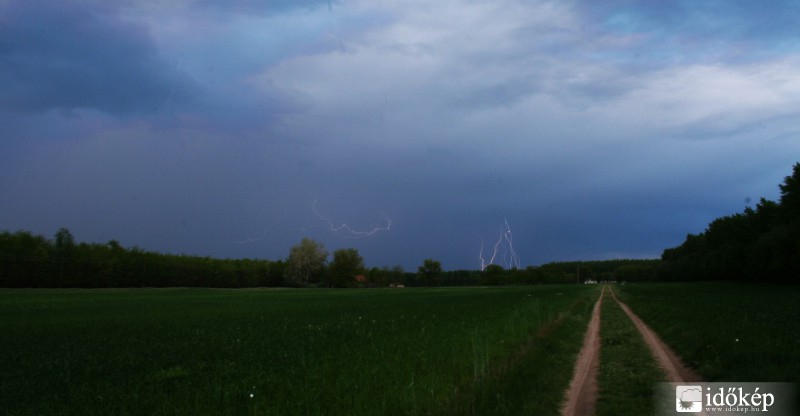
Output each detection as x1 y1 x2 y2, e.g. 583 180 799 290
596 286 666 416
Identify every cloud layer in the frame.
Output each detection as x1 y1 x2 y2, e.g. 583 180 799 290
2 0 799 269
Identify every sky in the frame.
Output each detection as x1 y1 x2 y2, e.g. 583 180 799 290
2 0 800 271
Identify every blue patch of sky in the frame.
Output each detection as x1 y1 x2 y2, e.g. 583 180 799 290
596 1 800 59
603 10 648 33
171 14 337 86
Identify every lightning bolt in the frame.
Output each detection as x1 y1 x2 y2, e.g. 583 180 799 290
490 233 502 265
503 218 520 269
312 198 392 238
478 218 521 270
479 238 486 271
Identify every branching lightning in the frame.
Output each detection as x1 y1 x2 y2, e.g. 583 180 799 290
479 218 520 271
232 214 285 244
503 218 521 269
479 239 486 271
312 198 392 238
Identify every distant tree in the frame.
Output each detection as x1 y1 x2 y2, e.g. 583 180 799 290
327 248 365 287
775 163 800 278
779 162 800 218
366 267 385 287
483 264 504 285
52 228 76 286
615 264 656 282
54 228 75 251
264 260 286 287
390 265 405 285
0 230 52 287
418 259 442 286
107 240 123 252
286 238 328 286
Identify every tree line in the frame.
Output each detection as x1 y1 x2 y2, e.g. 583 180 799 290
0 228 658 288
8 155 797 290
13 160 795 288
0 229 285 288
660 163 800 283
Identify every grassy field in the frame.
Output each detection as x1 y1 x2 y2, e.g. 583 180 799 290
0 285 599 416
614 282 800 383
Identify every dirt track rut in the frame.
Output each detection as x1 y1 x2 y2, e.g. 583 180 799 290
608 287 703 384
561 286 702 416
561 286 604 416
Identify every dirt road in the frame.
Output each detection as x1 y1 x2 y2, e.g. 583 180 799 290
608 287 703 383
561 286 604 416
561 286 702 416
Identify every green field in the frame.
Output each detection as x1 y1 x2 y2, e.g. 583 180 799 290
0 286 599 416
614 282 800 383
4 282 795 415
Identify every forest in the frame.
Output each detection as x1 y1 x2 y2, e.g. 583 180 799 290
0 228 656 288
660 162 800 283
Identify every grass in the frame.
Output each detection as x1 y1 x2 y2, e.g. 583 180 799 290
0 285 599 415
614 282 800 382
449 286 600 415
596 287 665 416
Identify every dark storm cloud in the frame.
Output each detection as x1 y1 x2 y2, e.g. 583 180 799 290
0 0 198 115
2 0 800 270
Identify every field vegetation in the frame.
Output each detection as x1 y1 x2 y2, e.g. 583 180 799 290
614 282 800 382
1 162 797 416
0 285 599 416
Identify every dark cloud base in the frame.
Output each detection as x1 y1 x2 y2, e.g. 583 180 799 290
0 0 197 115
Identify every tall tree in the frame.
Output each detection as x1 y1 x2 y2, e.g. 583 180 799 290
327 248 365 287
54 228 75 251
779 162 800 219
776 163 800 278
53 227 76 286
418 259 442 286
483 264 504 285
286 238 328 286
